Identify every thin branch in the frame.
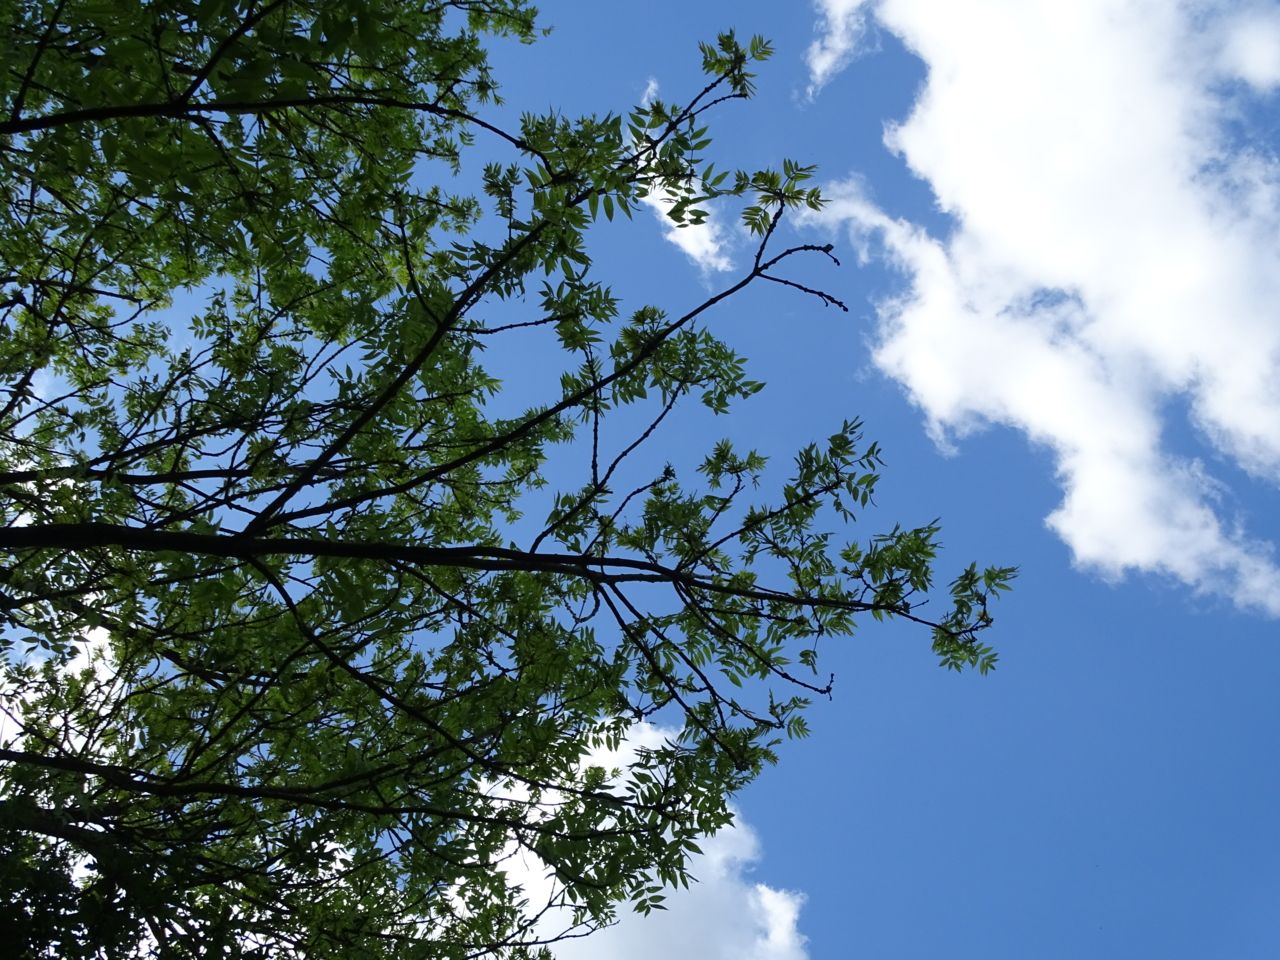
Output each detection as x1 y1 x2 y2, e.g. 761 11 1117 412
180 0 291 102
6 0 69 123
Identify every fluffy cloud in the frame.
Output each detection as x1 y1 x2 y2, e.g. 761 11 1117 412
1 626 113 751
806 0 872 97
807 0 1280 613
510 812 807 960
502 723 808 960
1218 4 1280 92
641 192 734 273
638 79 734 274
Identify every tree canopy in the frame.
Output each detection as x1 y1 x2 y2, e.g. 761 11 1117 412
0 1 1013 956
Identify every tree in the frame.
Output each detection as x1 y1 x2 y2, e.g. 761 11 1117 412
0 1 1013 956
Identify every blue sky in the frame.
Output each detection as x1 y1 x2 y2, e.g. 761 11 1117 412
482 2 1280 957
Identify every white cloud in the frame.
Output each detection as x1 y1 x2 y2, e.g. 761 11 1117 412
0 625 115 752
525 815 807 960
501 723 808 960
636 78 734 274
0 478 112 750
641 191 735 274
807 0 1280 613
0 684 24 748
1218 4 1280 92
806 0 873 97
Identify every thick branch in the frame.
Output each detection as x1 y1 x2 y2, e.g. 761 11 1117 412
0 92 537 157
0 522 962 632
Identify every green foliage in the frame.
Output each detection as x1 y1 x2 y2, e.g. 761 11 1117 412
0 2 1013 956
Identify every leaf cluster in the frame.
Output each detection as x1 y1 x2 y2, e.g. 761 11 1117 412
0 5 1012 957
